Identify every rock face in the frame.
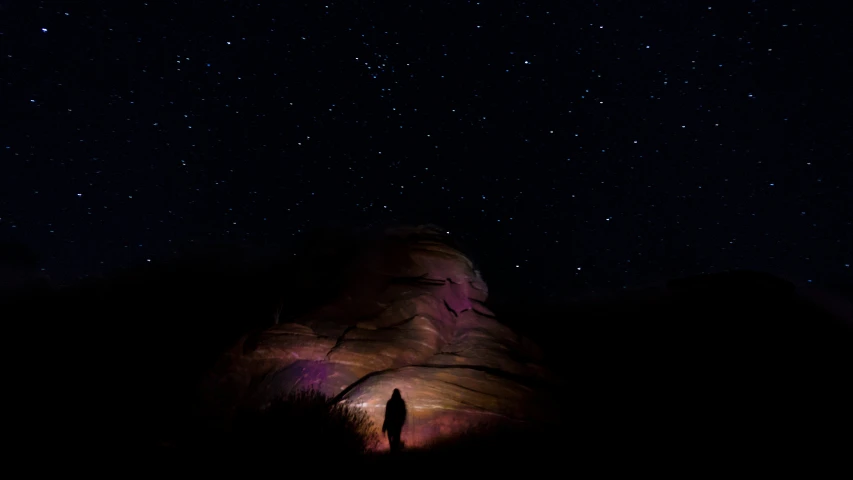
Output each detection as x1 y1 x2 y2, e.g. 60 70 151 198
200 225 559 449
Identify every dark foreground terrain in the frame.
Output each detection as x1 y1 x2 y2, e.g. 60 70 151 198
2 234 851 472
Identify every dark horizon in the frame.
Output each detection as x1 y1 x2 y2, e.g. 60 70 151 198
3 226 852 323
2 234 851 305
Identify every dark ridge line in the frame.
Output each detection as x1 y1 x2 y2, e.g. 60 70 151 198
369 314 421 330
444 299 458 317
471 298 492 309
387 275 446 286
433 351 466 357
436 378 500 398
325 325 357 360
326 315 436 351
263 331 336 339
332 363 559 403
328 338 386 345
471 307 497 319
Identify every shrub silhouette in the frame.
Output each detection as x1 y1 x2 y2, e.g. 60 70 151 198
215 390 379 460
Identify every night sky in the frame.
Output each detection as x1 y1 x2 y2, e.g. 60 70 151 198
2 1 851 299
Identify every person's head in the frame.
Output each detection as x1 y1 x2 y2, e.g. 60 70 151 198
392 388 401 399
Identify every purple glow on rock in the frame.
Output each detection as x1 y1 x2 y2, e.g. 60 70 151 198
202 226 558 451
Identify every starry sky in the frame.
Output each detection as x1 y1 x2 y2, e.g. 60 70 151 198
2 1 851 300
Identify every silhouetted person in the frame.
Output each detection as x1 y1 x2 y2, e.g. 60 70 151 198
382 388 407 453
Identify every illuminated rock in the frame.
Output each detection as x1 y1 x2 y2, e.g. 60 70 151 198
200 225 560 449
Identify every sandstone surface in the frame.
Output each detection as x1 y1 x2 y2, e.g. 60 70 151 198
200 225 560 448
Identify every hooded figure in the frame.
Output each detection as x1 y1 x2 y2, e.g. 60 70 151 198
382 389 407 452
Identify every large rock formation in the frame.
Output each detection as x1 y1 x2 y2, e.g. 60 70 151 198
200 225 560 449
